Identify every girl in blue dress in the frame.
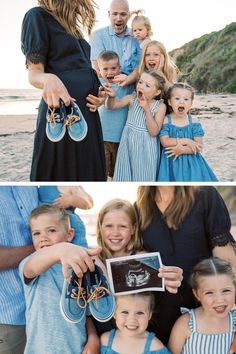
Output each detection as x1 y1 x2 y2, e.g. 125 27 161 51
168 257 236 354
105 70 166 181
100 292 171 354
158 83 218 181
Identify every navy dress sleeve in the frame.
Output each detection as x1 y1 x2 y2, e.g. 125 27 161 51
21 7 49 66
202 187 234 249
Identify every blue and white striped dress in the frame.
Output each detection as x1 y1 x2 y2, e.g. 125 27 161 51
181 308 236 353
113 93 162 181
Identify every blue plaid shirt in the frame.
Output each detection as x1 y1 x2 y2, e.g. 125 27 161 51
90 25 141 75
0 186 38 325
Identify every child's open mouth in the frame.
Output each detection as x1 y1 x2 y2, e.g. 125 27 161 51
107 76 114 83
137 91 143 100
178 106 185 113
147 63 156 69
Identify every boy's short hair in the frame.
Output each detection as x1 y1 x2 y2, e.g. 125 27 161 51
97 50 120 64
29 204 70 231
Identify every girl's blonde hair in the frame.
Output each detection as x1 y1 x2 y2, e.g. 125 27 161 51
131 9 153 37
96 199 142 263
136 186 199 230
38 0 97 38
139 40 179 83
115 291 155 313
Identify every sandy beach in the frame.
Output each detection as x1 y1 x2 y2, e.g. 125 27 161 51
0 93 236 182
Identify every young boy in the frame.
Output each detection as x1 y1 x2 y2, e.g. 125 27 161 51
18 204 100 354
97 50 133 179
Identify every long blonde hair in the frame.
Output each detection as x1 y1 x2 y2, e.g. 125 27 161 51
96 199 142 263
139 40 179 83
38 0 97 38
136 186 199 230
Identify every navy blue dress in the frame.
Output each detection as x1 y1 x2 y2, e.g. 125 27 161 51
21 7 106 181
137 187 235 344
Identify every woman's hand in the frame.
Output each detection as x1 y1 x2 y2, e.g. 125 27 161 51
158 266 183 294
42 73 74 107
28 62 74 107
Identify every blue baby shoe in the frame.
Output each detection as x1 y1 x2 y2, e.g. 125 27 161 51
46 102 66 142
86 264 115 322
60 269 87 323
65 101 88 142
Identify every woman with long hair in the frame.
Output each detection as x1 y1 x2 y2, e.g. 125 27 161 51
21 0 106 181
135 186 236 345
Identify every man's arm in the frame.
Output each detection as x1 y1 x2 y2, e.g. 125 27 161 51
0 245 34 271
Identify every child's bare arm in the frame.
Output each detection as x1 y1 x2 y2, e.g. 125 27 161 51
105 86 132 110
168 314 190 354
143 102 166 137
23 243 101 280
100 332 109 346
113 68 139 87
165 139 202 160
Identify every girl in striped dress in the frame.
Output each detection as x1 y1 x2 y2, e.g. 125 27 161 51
168 257 236 354
105 70 166 181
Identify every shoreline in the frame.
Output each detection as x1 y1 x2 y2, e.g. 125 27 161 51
0 93 236 182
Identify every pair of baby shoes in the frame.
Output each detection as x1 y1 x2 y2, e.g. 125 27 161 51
46 101 88 142
60 264 115 323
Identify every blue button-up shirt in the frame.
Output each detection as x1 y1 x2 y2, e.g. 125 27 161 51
90 25 141 75
0 186 38 325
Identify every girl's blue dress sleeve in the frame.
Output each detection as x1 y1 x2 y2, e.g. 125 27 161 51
159 123 170 137
192 122 204 137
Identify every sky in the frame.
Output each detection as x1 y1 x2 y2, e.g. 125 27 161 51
0 0 235 88
74 182 138 215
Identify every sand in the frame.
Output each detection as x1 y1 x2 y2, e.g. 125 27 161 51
0 93 236 182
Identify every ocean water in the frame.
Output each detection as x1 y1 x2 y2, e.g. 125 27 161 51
0 88 41 115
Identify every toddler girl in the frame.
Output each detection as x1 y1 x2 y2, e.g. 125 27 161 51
105 70 166 181
131 10 153 49
139 40 179 90
100 292 171 354
168 257 236 354
158 83 218 181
